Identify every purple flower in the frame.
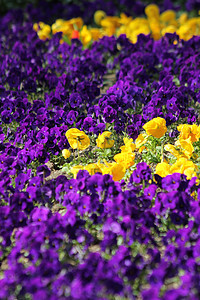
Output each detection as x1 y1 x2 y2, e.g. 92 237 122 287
1 110 13 124
158 191 177 209
143 184 157 200
129 162 152 184
142 287 160 300
37 164 51 178
67 110 78 125
69 92 82 108
103 105 117 123
161 174 182 191
82 117 95 132
30 207 51 222
170 211 186 225
36 127 49 144
15 172 31 190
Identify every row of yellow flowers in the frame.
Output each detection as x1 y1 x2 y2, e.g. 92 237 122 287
156 123 200 179
62 118 200 182
33 4 200 45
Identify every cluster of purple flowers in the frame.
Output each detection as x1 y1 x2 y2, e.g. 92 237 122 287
1 164 200 298
1 3 200 299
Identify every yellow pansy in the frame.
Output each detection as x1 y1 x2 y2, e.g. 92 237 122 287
66 128 90 150
170 158 197 179
84 163 102 176
149 21 162 40
58 22 72 36
143 117 167 138
90 28 103 41
114 152 135 169
101 16 121 28
160 9 178 29
103 26 116 36
70 165 84 178
145 4 160 20
80 25 92 46
68 17 83 30
178 13 188 25
96 131 114 149
120 137 136 153
128 18 149 32
175 137 194 159
164 144 181 158
99 161 126 181
135 134 148 152
155 162 171 177
62 149 71 159
37 23 51 40
184 168 198 180
35 6 200 45
33 23 40 32
160 10 176 23
161 25 177 36
119 13 132 25
177 124 200 143
94 10 106 25
51 19 65 34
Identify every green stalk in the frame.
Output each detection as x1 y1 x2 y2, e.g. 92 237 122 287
73 149 75 160
161 142 164 162
77 139 80 163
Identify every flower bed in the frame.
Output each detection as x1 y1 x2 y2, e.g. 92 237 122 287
1 2 200 299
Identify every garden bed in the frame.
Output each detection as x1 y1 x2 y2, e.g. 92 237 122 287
1 1 200 299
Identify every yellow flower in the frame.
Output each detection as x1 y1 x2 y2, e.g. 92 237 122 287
80 25 92 46
119 13 132 25
96 131 114 149
184 168 198 180
98 161 125 181
149 21 161 40
102 26 116 37
178 13 188 25
70 165 84 178
143 117 167 138
100 16 120 36
175 137 194 159
84 163 101 176
170 158 197 180
37 24 51 40
155 162 171 177
101 16 120 28
161 25 177 36
177 124 200 143
160 10 176 23
62 149 71 159
51 19 65 34
120 137 136 153
114 152 135 169
33 23 40 32
66 128 90 150
94 10 106 25
70 163 102 178
164 143 181 158
90 28 103 41
68 17 83 30
145 4 160 20
57 22 71 36
109 162 126 181
127 18 150 43
135 134 147 152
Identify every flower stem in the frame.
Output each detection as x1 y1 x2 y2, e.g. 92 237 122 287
77 139 80 163
73 149 75 160
161 142 164 162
